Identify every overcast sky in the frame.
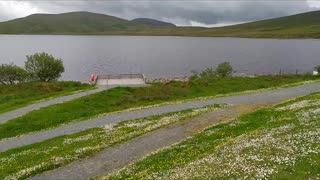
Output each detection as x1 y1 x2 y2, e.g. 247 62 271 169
0 1 320 27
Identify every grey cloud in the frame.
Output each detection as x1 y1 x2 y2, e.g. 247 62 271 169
0 1 319 26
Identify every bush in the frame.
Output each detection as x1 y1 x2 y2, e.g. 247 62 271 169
25 52 64 82
199 67 216 79
190 70 200 81
0 63 27 85
190 62 233 83
190 68 217 81
216 62 233 77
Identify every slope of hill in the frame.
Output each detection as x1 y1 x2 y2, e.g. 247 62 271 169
0 10 319 38
135 10 320 38
0 11 172 34
195 10 320 38
131 18 176 27
0 12 136 34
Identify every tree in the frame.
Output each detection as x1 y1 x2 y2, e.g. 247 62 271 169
315 65 320 73
25 52 64 82
0 63 27 85
216 62 233 77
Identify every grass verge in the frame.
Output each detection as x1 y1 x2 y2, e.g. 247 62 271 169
0 75 318 140
0 81 93 114
104 93 320 179
0 104 223 180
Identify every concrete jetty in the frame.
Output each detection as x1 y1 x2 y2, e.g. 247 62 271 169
95 74 146 86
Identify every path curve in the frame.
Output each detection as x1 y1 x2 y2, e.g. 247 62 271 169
30 82 320 179
30 105 256 180
0 82 319 153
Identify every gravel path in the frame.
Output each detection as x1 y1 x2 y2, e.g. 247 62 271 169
30 105 256 180
0 83 319 153
0 85 144 124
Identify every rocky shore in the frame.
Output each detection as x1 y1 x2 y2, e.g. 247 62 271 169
145 76 190 83
145 74 258 83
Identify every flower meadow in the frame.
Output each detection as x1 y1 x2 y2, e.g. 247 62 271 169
105 93 320 179
0 104 222 180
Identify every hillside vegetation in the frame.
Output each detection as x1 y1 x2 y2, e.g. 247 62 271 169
0 11 172 34
0 11 320 38
131 18 176 27
196 10 320 38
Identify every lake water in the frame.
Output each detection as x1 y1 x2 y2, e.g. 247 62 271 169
0 35 319 82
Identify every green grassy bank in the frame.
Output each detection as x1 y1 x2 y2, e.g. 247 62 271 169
104 92 320 179
0 75 318 140
0 81 93 114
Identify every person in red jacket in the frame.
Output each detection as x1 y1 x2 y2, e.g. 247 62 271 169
90 73 95 83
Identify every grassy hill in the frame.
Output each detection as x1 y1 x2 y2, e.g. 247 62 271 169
0 10 320 38
194 10 320 38
131 18 176 27
131 10 320 38
0 11 150 34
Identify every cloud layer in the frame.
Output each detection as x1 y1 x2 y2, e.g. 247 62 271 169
0 1 319 27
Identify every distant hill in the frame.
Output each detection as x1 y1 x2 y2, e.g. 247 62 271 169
131 18 175 27
0 10 320 38
0 11 173 34
195 10 320 38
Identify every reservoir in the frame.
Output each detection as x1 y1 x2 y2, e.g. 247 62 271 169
0 35 319 82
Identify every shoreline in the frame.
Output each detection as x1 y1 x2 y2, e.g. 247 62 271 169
1 34 320 40
144 73 308 83
78 73 313 84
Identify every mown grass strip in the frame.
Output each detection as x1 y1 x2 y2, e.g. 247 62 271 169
0 75 318 140
0 104 223 180
104 93 320 179
0 81 93 114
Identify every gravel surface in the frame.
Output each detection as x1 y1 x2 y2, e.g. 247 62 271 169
0 83 319 154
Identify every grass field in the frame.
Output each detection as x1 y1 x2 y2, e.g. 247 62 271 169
104 92 320 179
0 81 92 114
0 75 318 140
0 105 222 180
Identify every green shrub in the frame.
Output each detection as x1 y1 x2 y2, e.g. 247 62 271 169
199 67 216 79
0 63 27 85
25 52 65 82
216 62 233 77
190 68 217 82
190 62 233 84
